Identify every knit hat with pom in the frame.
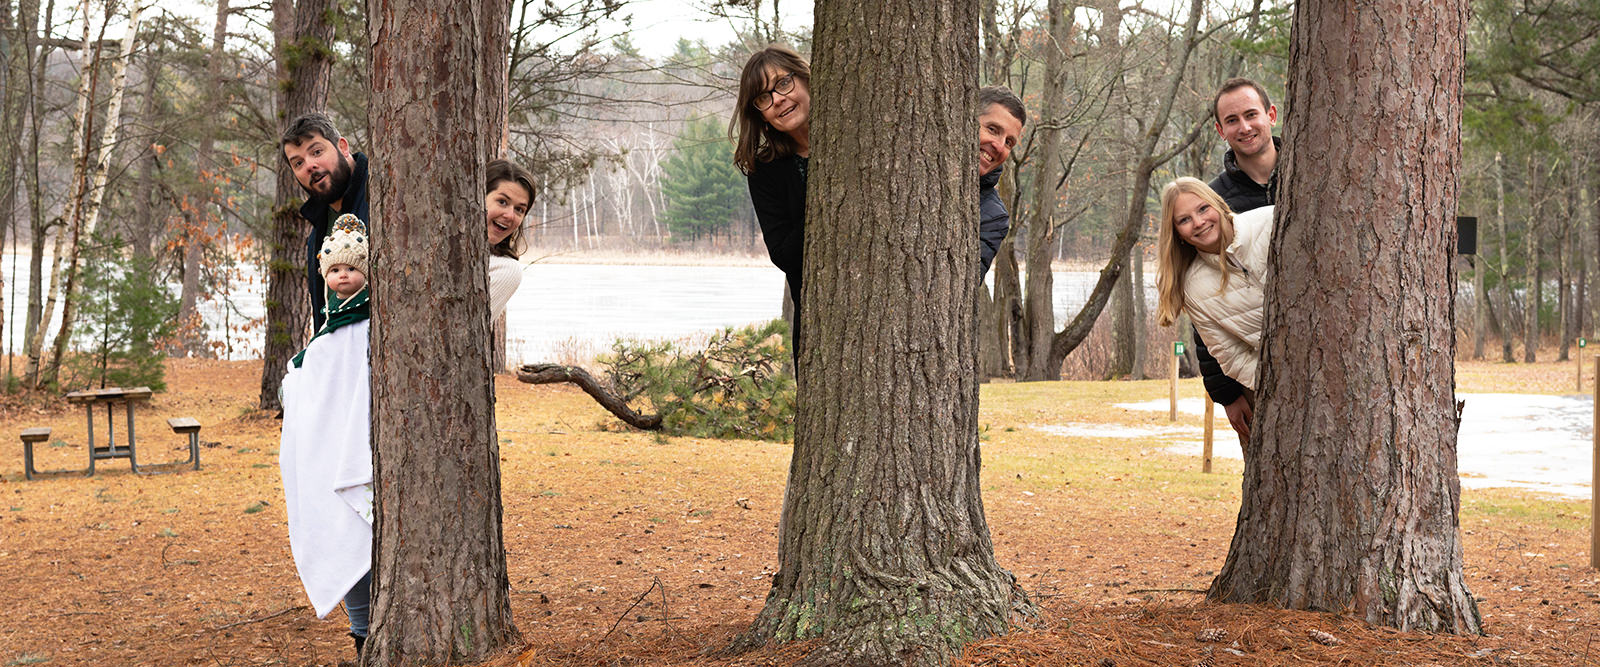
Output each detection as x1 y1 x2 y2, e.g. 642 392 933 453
317 214 368 278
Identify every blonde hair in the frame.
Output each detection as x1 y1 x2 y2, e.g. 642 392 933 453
1155 177 1237 327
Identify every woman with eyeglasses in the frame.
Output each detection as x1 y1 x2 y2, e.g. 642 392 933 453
731 45 812 326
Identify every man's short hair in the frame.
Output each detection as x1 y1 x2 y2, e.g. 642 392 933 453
281 112 343 156
1211 78 1272 123
977 85 1026 128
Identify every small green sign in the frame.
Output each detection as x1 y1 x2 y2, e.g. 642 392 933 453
1174 341 1187 356
1581 338 1588 348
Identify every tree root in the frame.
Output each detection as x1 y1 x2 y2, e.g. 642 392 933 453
515 363 662 430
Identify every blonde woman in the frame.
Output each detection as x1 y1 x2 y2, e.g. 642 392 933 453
1154 177 1275 416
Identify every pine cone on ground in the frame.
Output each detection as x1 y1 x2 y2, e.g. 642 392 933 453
1307 629 1340 646
1195 628 1228 643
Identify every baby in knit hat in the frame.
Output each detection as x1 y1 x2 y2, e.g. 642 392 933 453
280 213 375 648
318 213 369 305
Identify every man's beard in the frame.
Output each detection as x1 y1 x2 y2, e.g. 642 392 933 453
306 151 354 206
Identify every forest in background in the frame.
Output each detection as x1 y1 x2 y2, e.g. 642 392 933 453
0 0 1595 393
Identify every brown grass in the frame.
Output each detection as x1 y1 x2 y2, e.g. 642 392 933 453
0 358 1595 665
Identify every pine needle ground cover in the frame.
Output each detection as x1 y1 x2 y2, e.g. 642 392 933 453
0 357 1594 666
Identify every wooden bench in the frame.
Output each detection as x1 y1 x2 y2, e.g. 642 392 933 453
137 417 204 474
21 427 87 480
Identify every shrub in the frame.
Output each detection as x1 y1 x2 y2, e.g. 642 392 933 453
600 319 794 441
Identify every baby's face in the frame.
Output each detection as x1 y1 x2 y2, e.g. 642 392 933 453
326 264 366 298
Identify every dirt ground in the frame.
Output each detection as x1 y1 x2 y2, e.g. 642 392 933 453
0 357 1596 666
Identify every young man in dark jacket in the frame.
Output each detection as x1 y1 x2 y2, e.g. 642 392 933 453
977 86 1026 277
281 112 371 331
1198 78 1279 442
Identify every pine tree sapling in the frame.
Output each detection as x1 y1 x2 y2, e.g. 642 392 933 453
600 319 795 440
67 235 179 391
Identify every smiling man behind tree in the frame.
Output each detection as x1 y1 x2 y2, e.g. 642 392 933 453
977 85 1025 277
1196 77 1279 443
281 112 371 330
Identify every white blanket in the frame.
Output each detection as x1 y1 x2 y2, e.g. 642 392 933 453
279 319 372 618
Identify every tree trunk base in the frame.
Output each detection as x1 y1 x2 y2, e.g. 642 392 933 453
727 567 1034 666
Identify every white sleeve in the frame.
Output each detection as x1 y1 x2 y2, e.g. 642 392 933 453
487 256 524 321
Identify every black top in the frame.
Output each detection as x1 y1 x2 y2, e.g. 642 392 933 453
1207 136 1279 216
747 153 809 311
298 152 371 331
978 167 1010 276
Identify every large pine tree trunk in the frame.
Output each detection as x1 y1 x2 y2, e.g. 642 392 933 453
1209 0 1481 633
731 0 1030 663
364 1 521 663
258 0 333 412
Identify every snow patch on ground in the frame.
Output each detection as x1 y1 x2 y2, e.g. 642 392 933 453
1037 393 1599 499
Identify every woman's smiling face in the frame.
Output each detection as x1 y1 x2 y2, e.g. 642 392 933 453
758 66 811 138
486 180 531 246
1172 191 1223 254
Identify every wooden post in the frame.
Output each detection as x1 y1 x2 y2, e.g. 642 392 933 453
1577 340 1584 392
1203 394 1214 474
1169 352 1180 421
1591 356 1598 569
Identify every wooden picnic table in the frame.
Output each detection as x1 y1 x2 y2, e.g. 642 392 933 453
63 386 153 475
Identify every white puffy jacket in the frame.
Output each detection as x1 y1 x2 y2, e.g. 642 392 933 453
1182 205 1274 390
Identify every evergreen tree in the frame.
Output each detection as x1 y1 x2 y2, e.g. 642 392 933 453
658 116 748 242
66 235 180 391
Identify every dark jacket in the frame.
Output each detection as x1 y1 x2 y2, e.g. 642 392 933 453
1207 136 1279 215
1195 138 1278 405
978 167 1010 276
747 154 808 312
300 152 371 331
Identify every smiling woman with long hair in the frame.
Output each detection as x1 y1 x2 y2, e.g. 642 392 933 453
484 159 535 320
1155 177 1275 393
731 45 812 318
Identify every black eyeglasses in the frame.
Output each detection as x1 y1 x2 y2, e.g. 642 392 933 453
752 73 797 111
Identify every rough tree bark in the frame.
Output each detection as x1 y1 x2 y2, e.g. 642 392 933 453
1208 0 1482 633
730 0 1031 663
364 0 521 663
258 0 333 412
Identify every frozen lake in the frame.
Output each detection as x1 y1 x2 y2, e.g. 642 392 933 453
0 256 1147 365
1098 393 1596 498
